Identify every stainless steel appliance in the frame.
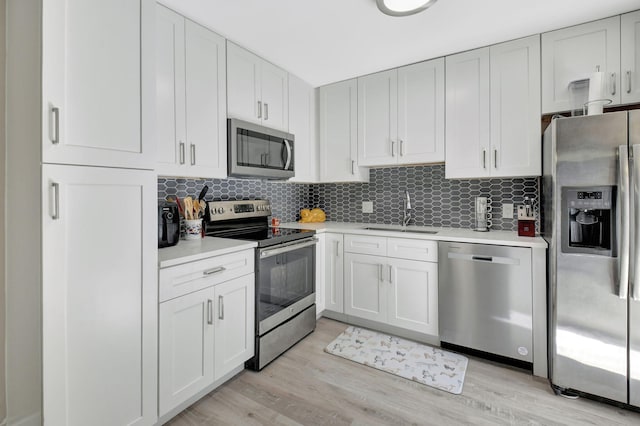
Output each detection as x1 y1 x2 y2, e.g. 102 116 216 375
543 111 640 406
204 199 316 370
438 242 533 365
473 196 492 231
158 201 180 248
227 118 295 179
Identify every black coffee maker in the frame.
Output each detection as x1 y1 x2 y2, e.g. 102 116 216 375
158 201 180 248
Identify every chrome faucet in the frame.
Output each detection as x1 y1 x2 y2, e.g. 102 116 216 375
402 190 412 226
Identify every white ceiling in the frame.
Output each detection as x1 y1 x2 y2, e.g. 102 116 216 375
158 0 639 87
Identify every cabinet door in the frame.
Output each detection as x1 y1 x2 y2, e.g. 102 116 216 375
489 36 541 178
324 233 345 313
261 61 289 131
397 58 445 165
445 47 491 179
319 80 369 182
42 165 157 426
42 0 154 169
542 16 621 113
357 69 398 166
387 259 438 335
184 20 227 178
214 274 255 380
158 287 214 417
622 10 640 104
156 5 187 175
289 75 318 182
227 41 261 125
344 253 386 322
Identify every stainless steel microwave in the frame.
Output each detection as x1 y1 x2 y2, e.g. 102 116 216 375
227 118 295 179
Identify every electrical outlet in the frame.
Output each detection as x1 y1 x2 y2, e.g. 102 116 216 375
502 203 514 219
362 201 374 214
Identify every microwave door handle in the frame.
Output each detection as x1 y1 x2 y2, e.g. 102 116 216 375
283 139 292 170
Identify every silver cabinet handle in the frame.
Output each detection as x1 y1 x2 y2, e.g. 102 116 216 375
618 145 630 300
51 182 60 220
379 264 384 282
203 266 226 276
190 144 196 166
482 150 487 169
335 240 339 256
391 140 396 157
218 295 224 320
283 139 292 170
51 106 60 145
179 142 185 165
257 101 262 119
400 139 404 156
494 149 498 168
264 103 269 121
207 299 213 325
388 265 393 284
611 72 617 96
351 160 356 175
627 70 632 94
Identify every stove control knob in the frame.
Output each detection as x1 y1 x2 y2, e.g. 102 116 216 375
257 205 262 211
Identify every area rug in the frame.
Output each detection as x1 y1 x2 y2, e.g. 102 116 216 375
324 326 468 394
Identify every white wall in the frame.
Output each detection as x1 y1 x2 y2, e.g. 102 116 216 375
5 0 42 424
0 0 7 422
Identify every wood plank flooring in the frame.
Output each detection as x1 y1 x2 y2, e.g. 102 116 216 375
167 318 640 425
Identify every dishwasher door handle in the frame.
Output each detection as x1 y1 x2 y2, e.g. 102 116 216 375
472 255 493 262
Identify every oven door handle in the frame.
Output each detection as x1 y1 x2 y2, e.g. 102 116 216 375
260 238 318 259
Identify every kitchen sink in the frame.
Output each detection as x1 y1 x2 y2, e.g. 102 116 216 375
363 226 438 234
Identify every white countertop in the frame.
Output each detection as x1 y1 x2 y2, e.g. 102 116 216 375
158 237 257 268
276 222 547 249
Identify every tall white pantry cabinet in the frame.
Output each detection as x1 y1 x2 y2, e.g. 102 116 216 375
6 1 157 425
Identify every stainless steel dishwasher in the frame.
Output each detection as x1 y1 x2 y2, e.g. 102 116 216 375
438 241 533 364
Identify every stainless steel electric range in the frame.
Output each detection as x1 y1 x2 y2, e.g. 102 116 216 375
204 199 317 370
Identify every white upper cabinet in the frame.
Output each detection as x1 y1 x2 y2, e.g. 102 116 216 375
319 79 369 182
227 41 289 131
42 0 154 169
542 16 621 113
289 74 318 183
397 59 445 164
156 6 227 178
446 36 541 179
445 47 491 178
358 69 397 166
357 58 444 167
622 10 640 104
489 36 541 178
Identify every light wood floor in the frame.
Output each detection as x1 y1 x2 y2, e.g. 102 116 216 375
167 318 640 425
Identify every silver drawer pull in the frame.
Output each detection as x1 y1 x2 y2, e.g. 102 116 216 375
51 106 60 145
472 255 493 262
203 266 226 276
218 295 224 320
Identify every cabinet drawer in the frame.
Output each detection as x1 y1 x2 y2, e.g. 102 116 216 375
387 238 437 262
159 249 254 302
344 234 387 256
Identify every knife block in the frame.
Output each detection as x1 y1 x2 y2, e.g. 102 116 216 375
517 205 536 237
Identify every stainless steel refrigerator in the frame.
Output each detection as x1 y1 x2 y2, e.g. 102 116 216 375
543 110 640 406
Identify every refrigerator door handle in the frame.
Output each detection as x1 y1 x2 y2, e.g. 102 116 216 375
619 145 630 300
632 144 640 300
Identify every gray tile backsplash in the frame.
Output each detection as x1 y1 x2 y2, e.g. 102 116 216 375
158 164 540 232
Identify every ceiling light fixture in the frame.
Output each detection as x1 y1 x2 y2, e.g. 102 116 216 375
376 0 438 17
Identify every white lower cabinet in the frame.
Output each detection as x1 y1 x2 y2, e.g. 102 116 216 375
159 286 215 415
158 249 255 418
343 235 439 336
213 274 255 380
323 233 345 313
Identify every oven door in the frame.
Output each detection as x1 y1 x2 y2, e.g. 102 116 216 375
257 238 316 335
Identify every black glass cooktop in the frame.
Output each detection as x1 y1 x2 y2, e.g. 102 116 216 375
205 225 315 247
